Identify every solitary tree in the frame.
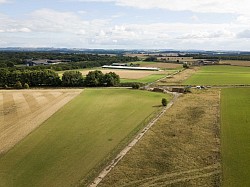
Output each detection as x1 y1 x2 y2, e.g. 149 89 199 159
162 98 167 106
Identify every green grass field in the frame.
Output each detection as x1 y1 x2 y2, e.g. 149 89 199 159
121 74 167 83
221 88 250 186
0 89 169 187
184 65 250 85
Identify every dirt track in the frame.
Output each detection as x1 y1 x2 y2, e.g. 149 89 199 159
0 89 82 155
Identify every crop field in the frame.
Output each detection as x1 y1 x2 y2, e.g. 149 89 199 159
184 65 250 85
99 89 221 187
220 60 250 67
221 88 250 187
0 89 82 155
0 89 169 187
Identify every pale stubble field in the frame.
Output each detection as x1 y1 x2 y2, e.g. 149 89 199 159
0 89 82 155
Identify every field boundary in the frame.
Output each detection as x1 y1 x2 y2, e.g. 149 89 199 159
89 92 181 187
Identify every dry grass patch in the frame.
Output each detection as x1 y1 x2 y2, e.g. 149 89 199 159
157 67 200 85
220 60 250 67
99 89 221 187
0 89 82 155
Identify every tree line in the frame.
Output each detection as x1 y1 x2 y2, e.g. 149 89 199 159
0 52 139 68
0 69 120 88
191 55 250 61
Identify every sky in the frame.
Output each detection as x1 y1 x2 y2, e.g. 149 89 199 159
1 0 250 50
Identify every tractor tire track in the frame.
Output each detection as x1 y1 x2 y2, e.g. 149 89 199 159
120 163 221 187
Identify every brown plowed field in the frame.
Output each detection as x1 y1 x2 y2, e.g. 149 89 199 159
0 89 82 155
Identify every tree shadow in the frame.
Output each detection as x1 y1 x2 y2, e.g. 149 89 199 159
152 105 162 108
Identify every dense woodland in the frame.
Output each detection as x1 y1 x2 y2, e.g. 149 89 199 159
0 52 139 70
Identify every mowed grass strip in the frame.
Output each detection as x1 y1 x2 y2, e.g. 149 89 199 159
184 65 250 85
0 89 169 187
221 88 250 187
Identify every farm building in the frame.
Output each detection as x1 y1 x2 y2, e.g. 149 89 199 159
194 60 219 66
25 59 64 66
102 65 160 71
157 56 193 62
171 87 185 93
112 63 128 66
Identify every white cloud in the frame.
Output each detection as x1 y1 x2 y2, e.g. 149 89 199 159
69 0 250 15
1 5 250 50
0 0 8 4
178 30 235 39
191 15 199 22
237 30 250 38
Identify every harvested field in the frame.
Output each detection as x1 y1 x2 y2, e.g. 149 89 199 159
220 60 250 67
140 62 182 69
157 67 200 85
99 89 221 187
0 89 82 155
76 69 166 79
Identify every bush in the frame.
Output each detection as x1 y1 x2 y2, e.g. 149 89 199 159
15 81 23 89
23 83 30 89
132 83 140 89
119 82 144 88
162 98 167 106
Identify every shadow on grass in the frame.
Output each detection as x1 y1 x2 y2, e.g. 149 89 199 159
152 105 162 108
